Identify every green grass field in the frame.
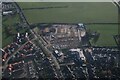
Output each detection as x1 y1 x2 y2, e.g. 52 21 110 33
18 2 118 24
2 14 20 48
2 13 29 48
86 24 118 46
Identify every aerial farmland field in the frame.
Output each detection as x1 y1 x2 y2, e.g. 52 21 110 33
18 2 118 24
86 24 118 46
18 2 118 46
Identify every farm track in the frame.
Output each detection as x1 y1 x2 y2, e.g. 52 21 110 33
22 6 68 10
